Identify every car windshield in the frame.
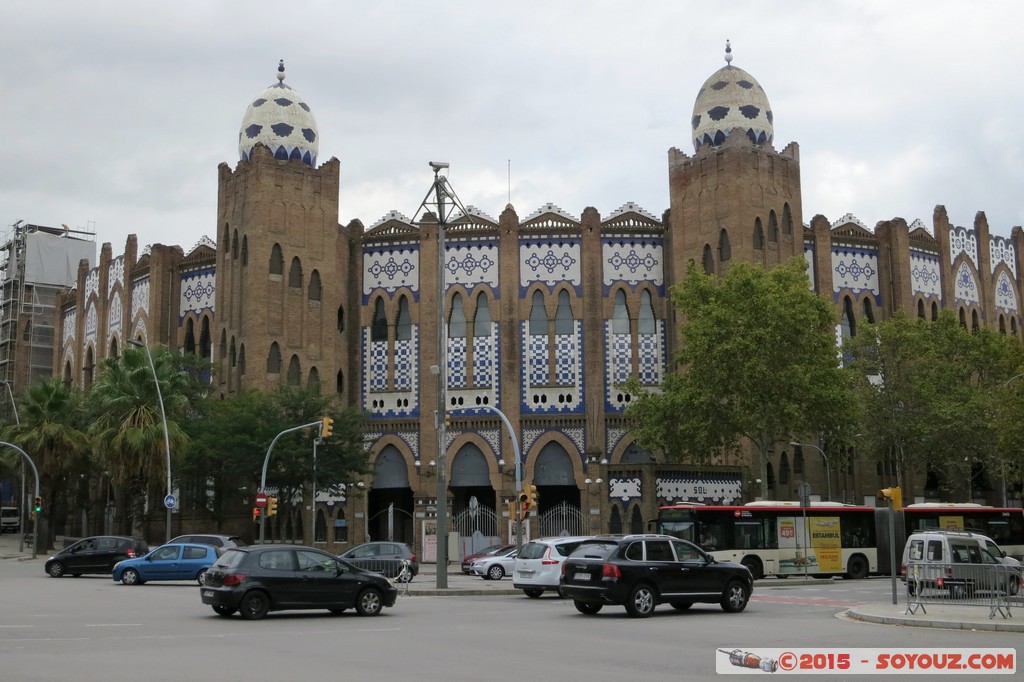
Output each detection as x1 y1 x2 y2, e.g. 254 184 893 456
213 549 247 569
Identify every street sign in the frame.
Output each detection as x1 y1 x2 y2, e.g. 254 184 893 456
255 492 268 508
164 494 176 510
797 482 811 508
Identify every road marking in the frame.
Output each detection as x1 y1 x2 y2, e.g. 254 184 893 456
752 595 862 607
0 625 33 629
84 623 143 627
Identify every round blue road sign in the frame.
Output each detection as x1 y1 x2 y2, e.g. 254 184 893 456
164 494 176 509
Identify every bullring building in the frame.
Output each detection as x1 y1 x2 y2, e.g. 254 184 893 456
43 46 1024 554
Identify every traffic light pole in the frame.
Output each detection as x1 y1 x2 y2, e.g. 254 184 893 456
0 441 40 559
259 421 323 544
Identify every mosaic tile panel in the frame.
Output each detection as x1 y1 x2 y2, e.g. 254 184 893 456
949 227 978 267
84 269 99 302
609 476 642 502
831 245 880 300
606 426 629 459
637 324 664 386
554 327 580 385
601 239 664 290
108 256 124 290
62 309 77 344
445 242 498 290
472 332 495 388
990 236 1017 277
910 250 942 298
656 474 743 504
448 336 467 388
519 240 582 293
363 247 419 300
394 334 417 390
131 276 150 320
954 262 980 305
107 295 122 335
179 267 216 321
605 324 632 410
995 271 1018 313
525 329 548 388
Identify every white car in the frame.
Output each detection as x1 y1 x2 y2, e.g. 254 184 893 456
513 536 592 597
469 546 518 580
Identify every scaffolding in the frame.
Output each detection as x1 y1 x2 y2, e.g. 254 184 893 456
0 220 96 401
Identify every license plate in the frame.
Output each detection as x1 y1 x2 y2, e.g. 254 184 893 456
203 590 214 598
574 572 591 581
519 570 534 577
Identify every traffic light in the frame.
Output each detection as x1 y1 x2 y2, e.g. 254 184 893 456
444 413 452 429
33 496 41 514
320 416 334 439
267 496 279 517
879 487 903 511
526 484 538 509
517 490 529 517
252 507 262 523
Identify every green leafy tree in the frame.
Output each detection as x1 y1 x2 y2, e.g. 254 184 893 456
87 346 192 537
627 259 857 498
1 378 91 549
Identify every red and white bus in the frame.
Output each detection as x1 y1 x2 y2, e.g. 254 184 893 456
654 501 877 580
901 503 1024 560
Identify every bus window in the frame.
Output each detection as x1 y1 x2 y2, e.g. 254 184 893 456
736 522 763 549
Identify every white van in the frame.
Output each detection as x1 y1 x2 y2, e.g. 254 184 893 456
0 506 19 533
902 530 1021 596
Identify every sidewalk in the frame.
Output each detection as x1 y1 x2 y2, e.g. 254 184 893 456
4 534 1017 632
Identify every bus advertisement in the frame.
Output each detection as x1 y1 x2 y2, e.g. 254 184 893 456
656 501 1024 578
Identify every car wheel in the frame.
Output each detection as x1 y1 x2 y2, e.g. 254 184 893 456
721 581 750 613
846 555 869 580
670 601 693 611
240 591 270 620
355 588 384 617
523 588 544 598
574 600 602 615
487 564 505 581
212 605 236 617
196 569 208 586
121 568 142 586
625 583 656 618
46 561 64 578
740 556 763 581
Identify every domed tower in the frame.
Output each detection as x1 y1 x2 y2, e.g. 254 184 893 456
215 61 356 399
665 41 803 293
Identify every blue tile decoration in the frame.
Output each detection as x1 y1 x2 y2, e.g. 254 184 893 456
520 239 582 293
472 332 495 388
602 239 663 291
996 271 1018 313
910 250 942 298
131 276 149 321
948 226 978 267
363 247 419 301
990 236 1017 277
609 477 642 502
107 295 122 334
108 256 124 290
954 261 980 305
179 266 216 321
271 122 294 137
394 337 416 391
637 326 664 385
273 98 293 107
238 61 318 167
739 104 760 119
831 245 880 301
448 336 467 388
302 128 316 143
605 322 632 411
708 105 730 121
656 474 743 504
62 309 77 345
445 243 498 289
85 304 97 340
692 50 773 152
251 98 266 107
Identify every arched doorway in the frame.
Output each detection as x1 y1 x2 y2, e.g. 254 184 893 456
534 442 583 535
450 444 499 552
368 445 413 544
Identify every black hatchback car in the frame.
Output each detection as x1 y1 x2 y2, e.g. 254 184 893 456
201 544 398 620
560 534 753 617
44 535 150 578
338 541 418 581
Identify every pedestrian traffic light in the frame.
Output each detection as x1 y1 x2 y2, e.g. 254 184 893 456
33 496 41 514
267 496 279 517
320 416 334 439
879 487 903 511
252 507 262 523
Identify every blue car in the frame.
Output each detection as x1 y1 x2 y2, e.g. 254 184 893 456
112 543 217 586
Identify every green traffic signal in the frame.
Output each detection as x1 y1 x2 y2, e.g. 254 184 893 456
33 496 42 513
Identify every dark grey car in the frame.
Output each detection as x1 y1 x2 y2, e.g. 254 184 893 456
338 542 418 581
169 534 246 555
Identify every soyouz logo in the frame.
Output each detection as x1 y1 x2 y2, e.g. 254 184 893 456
716 648 1016 674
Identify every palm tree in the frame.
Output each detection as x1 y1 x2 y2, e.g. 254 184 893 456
1 378 90 549
88 345 190 539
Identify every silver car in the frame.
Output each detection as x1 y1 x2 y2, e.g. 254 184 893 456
469 546 518 580
513 536 592 597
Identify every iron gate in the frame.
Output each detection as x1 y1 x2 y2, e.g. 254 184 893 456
539 501 587 537
452 505 500 553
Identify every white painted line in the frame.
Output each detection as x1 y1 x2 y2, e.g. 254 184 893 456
84 623 143 627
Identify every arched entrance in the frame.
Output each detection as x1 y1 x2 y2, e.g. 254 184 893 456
534 442 583 535
450 444 499 552
368 445 413 544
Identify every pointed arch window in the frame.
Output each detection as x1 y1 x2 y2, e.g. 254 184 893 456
238 344 246 376
449 292 466 338
269 244 283 275
793 447 804 473
719 229 731 261
842 296 856 338
336 369 344 395
1000 315 1007 334
474 293 491 337
918 299 926 319
554 290 573 335
638 290 656 334
267 342 281 373
287 355 301 385
783 203 794 235
1013 317 1019 337
529 291 547 335
288 257 302 288
308 270 322 301
231 230 239 260
612 290 629 334
371 298 388 342
222 223 230 252
768 211 779 242
932 302 939 321
109 337 119 358
972 309 980 332
200 317 212 360
184 319 196 355
779 453 790 484
702 244 714 274
229 337 236 368
753 218 764 249
337 305 345 334
241 236 248 266
396 296 411 341
862 298 875 324
307 366 320 391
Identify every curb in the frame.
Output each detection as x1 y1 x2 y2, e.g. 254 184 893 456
844 608 1024 633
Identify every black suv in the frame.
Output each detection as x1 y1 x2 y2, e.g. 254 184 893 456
560 534 753 617
44 536 149 578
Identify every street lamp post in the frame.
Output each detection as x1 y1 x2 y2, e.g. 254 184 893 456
790 441 831 501
0 380 24 552
128 340 173 543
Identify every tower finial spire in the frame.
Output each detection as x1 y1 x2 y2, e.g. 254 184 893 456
724 40 733 65
277 59 286 82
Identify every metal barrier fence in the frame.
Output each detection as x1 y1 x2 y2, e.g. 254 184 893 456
905 561 1019 619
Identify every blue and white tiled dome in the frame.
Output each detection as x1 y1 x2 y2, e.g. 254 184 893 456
238 60 319 166
691 42 773 152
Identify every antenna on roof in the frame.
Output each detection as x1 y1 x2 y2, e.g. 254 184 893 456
507 159 511 205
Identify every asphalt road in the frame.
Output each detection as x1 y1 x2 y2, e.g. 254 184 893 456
0 558 1019 681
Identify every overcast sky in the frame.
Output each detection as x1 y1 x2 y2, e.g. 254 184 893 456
5 1 1024 255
